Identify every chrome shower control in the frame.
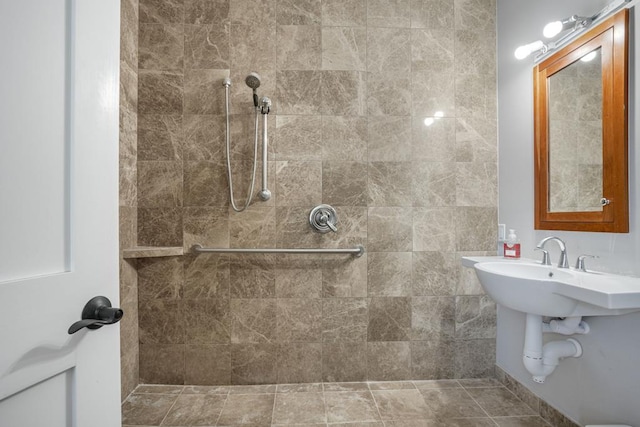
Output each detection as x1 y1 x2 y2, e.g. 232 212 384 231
310 205 338 233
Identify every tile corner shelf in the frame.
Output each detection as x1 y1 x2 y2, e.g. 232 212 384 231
122 246 184 259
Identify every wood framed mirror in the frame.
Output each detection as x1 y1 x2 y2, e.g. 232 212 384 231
534 9 628 232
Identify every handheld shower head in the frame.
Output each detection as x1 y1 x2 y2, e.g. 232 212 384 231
245 72 261 107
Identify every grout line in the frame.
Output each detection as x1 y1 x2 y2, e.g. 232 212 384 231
367 382 386 423
460 385 494 419
156 386 186 427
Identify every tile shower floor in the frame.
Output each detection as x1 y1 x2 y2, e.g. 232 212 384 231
122 379 552 427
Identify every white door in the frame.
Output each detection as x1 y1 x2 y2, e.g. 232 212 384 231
0 0 121 426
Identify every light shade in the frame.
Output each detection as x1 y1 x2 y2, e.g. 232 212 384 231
514 40 546 60
543 21 564 38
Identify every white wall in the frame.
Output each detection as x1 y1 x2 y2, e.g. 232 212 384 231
497 0 640 425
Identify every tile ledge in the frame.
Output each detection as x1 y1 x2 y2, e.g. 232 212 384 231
122 246 184 259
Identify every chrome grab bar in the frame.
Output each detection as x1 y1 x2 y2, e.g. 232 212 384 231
191 244 365 258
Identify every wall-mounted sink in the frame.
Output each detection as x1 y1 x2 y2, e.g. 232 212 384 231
462 257 640 317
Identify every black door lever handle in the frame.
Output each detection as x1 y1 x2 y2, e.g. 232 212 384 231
68 296 124 334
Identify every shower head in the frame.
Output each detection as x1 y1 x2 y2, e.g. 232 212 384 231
245 72 261 90
245 72 261 107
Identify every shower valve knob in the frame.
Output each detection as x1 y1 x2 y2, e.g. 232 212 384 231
310 205 338 233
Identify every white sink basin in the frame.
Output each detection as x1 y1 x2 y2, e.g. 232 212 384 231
463 257 640 317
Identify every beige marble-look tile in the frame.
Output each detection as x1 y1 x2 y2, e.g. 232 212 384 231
419 388 486 419
277 25 321 70
368 297 411 341
184 23 230 69
277 0 321 25
367 72 412 116
276 70 322 114
495 368 539 413
368 0 411 28
183 206 229 251
322 253 367 297
321 298 368 342
275 161 322 206
184 0 229 24
367 116 412 162
138 23 184 70
120 0 138 67
455 29 496 75
183 253 230 299
229 206 277 249
277 382 323 393
324 391 381 423
137 161 183 208
161 393 227 425
230 23 276 70
492 416 552 427
138 300 184 344
412 162 456 208
184 344 232 385
138 207 183 247
137 256 183 300
184 69 228 115
321 70 366 116
413 208 456 252
323 382 369 392
454 0 496 31
411 28 454 74
411 0 454 29
133 384 184 394
183 298 230 344
411 340 455 379
231 298 276 343
368 381 415 390
367 252 412 296
276 342 322 383
412 251 458 296
411 116 456 162
539 401 580 427
322 27 366 71
322 342 367 382
411 297 455 340
183 161 228 207
454 339 495 379
367 28 411 73
367 341 411 381
457 378 501 388
322 0 366 26
466 387 537 417
273 392 327 424
217 393 276 424
368 207 413 252
138 343 185 384
368 162 413 207
455 296 496 340
274 115 322 160
322 161 368 206
321 116 367 161
276 298 322 342
228 384 277 394
412 380 460 390
455 117 497 163
182 114 225 162
182 384 231 394
412 71 455 118
139 0 183 23
138 70 183 114
454 207 497 252
230 0 276 25
229 254 276 298
230 343 278 384
371 389 434 420
138 114 182 161
275 268 322 298
121 393 178 425
455 73 496 120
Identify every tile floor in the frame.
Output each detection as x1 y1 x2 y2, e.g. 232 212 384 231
122 379 553 426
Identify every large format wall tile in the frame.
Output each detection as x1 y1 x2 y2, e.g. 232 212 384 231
131 0 498 388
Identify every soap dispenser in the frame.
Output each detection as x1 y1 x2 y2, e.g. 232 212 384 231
504 229 521 259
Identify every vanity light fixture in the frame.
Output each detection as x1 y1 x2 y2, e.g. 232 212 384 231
514 40 547 60
543 15 591 39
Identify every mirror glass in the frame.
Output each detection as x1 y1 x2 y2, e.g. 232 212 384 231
548 47 603 213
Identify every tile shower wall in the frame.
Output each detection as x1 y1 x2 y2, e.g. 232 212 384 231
136 0 498 385
120 0 140 399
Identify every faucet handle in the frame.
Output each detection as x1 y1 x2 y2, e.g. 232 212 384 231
575 254 598 272
535 247 551 265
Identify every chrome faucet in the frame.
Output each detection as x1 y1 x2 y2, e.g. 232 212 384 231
536 236 569 268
